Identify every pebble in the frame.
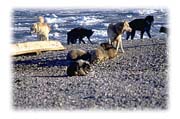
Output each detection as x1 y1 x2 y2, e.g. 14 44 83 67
12 38 168 110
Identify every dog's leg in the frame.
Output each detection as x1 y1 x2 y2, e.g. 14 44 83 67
87 37 93 44
115 35 120 52
78 38 81 44
116 40 119 52
67 36 70 45
46 37 49 41
67 39 70 45
37 35 41 41
131 30 136 40
126 32 130 40
40 35 43 41
118 36 124 53
46 34 49 41
79 38 86 44
140 31 145 39
146 31 151 38
108 38 111 44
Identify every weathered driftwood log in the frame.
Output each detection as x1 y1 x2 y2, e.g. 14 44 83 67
12 40 65 56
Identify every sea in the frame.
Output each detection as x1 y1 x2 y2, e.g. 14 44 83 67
12 8 168 44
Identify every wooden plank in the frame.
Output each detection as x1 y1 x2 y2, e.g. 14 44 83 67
12 40 66 56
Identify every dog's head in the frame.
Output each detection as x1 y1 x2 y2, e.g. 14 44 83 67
159 26 168 33
145 15 154 25
82 61 92 74
77 59 92 74
38 16 45 23
122 21 132 33
116 21 132 34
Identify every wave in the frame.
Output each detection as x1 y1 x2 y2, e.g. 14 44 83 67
132 9 158 15
45 18 60 23
73 16 104 26
13 9 168 43
13 27 30 31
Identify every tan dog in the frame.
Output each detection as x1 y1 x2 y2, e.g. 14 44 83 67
31 16 51 41
91 43 118 64
100 43 118 59
107 21 132 53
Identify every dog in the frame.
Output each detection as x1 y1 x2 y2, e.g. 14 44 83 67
67 59 92 76
67 49 92 62
159 26 168 35
107 21 132 53
126 15 154 40
100 43 118 59
91 43 118 64
31 16 51 41
67 27 94 45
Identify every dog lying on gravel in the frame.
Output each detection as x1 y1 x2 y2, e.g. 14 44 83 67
91 43 118 64
31 16 51 41
126 15 154 40
67 59 92 76
67 49 92 62
107 21 132 53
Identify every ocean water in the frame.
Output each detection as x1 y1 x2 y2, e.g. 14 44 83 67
12 8 168 44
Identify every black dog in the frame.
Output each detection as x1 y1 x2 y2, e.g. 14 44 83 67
67 27 94 44
126 15 154 40
159 26 168 35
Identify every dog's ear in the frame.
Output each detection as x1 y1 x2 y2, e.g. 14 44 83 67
123 21 128 25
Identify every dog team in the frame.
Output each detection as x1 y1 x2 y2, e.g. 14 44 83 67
30 15 168 76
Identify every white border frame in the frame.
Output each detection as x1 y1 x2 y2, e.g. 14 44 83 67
0 0 179 119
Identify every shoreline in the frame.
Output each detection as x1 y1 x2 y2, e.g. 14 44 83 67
12 38 168 110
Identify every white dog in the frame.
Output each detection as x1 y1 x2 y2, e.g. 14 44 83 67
31 16 51 41
107 21 132 53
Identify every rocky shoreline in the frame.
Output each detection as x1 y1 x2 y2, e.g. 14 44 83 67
12 38 168 110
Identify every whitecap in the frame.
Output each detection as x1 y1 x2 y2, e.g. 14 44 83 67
51 13 58 18
45 17 61 24
46 13 50 16
53 32 60 38
75 16 104 26
13 27 30 31
127 15 132 18
93 29 107 37
103 23 109 27
17 23 22 25
133 9 157 15
53 24 59 29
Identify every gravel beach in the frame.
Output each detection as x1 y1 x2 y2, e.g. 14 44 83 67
12 38 168 110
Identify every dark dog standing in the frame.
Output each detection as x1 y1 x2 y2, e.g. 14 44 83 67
67 27 94 45
126 15 154 40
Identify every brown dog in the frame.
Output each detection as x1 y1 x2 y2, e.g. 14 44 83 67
67 49 92 62
91 43 118 64
31 16 51 41
100 43 118 59
107 21 132 53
